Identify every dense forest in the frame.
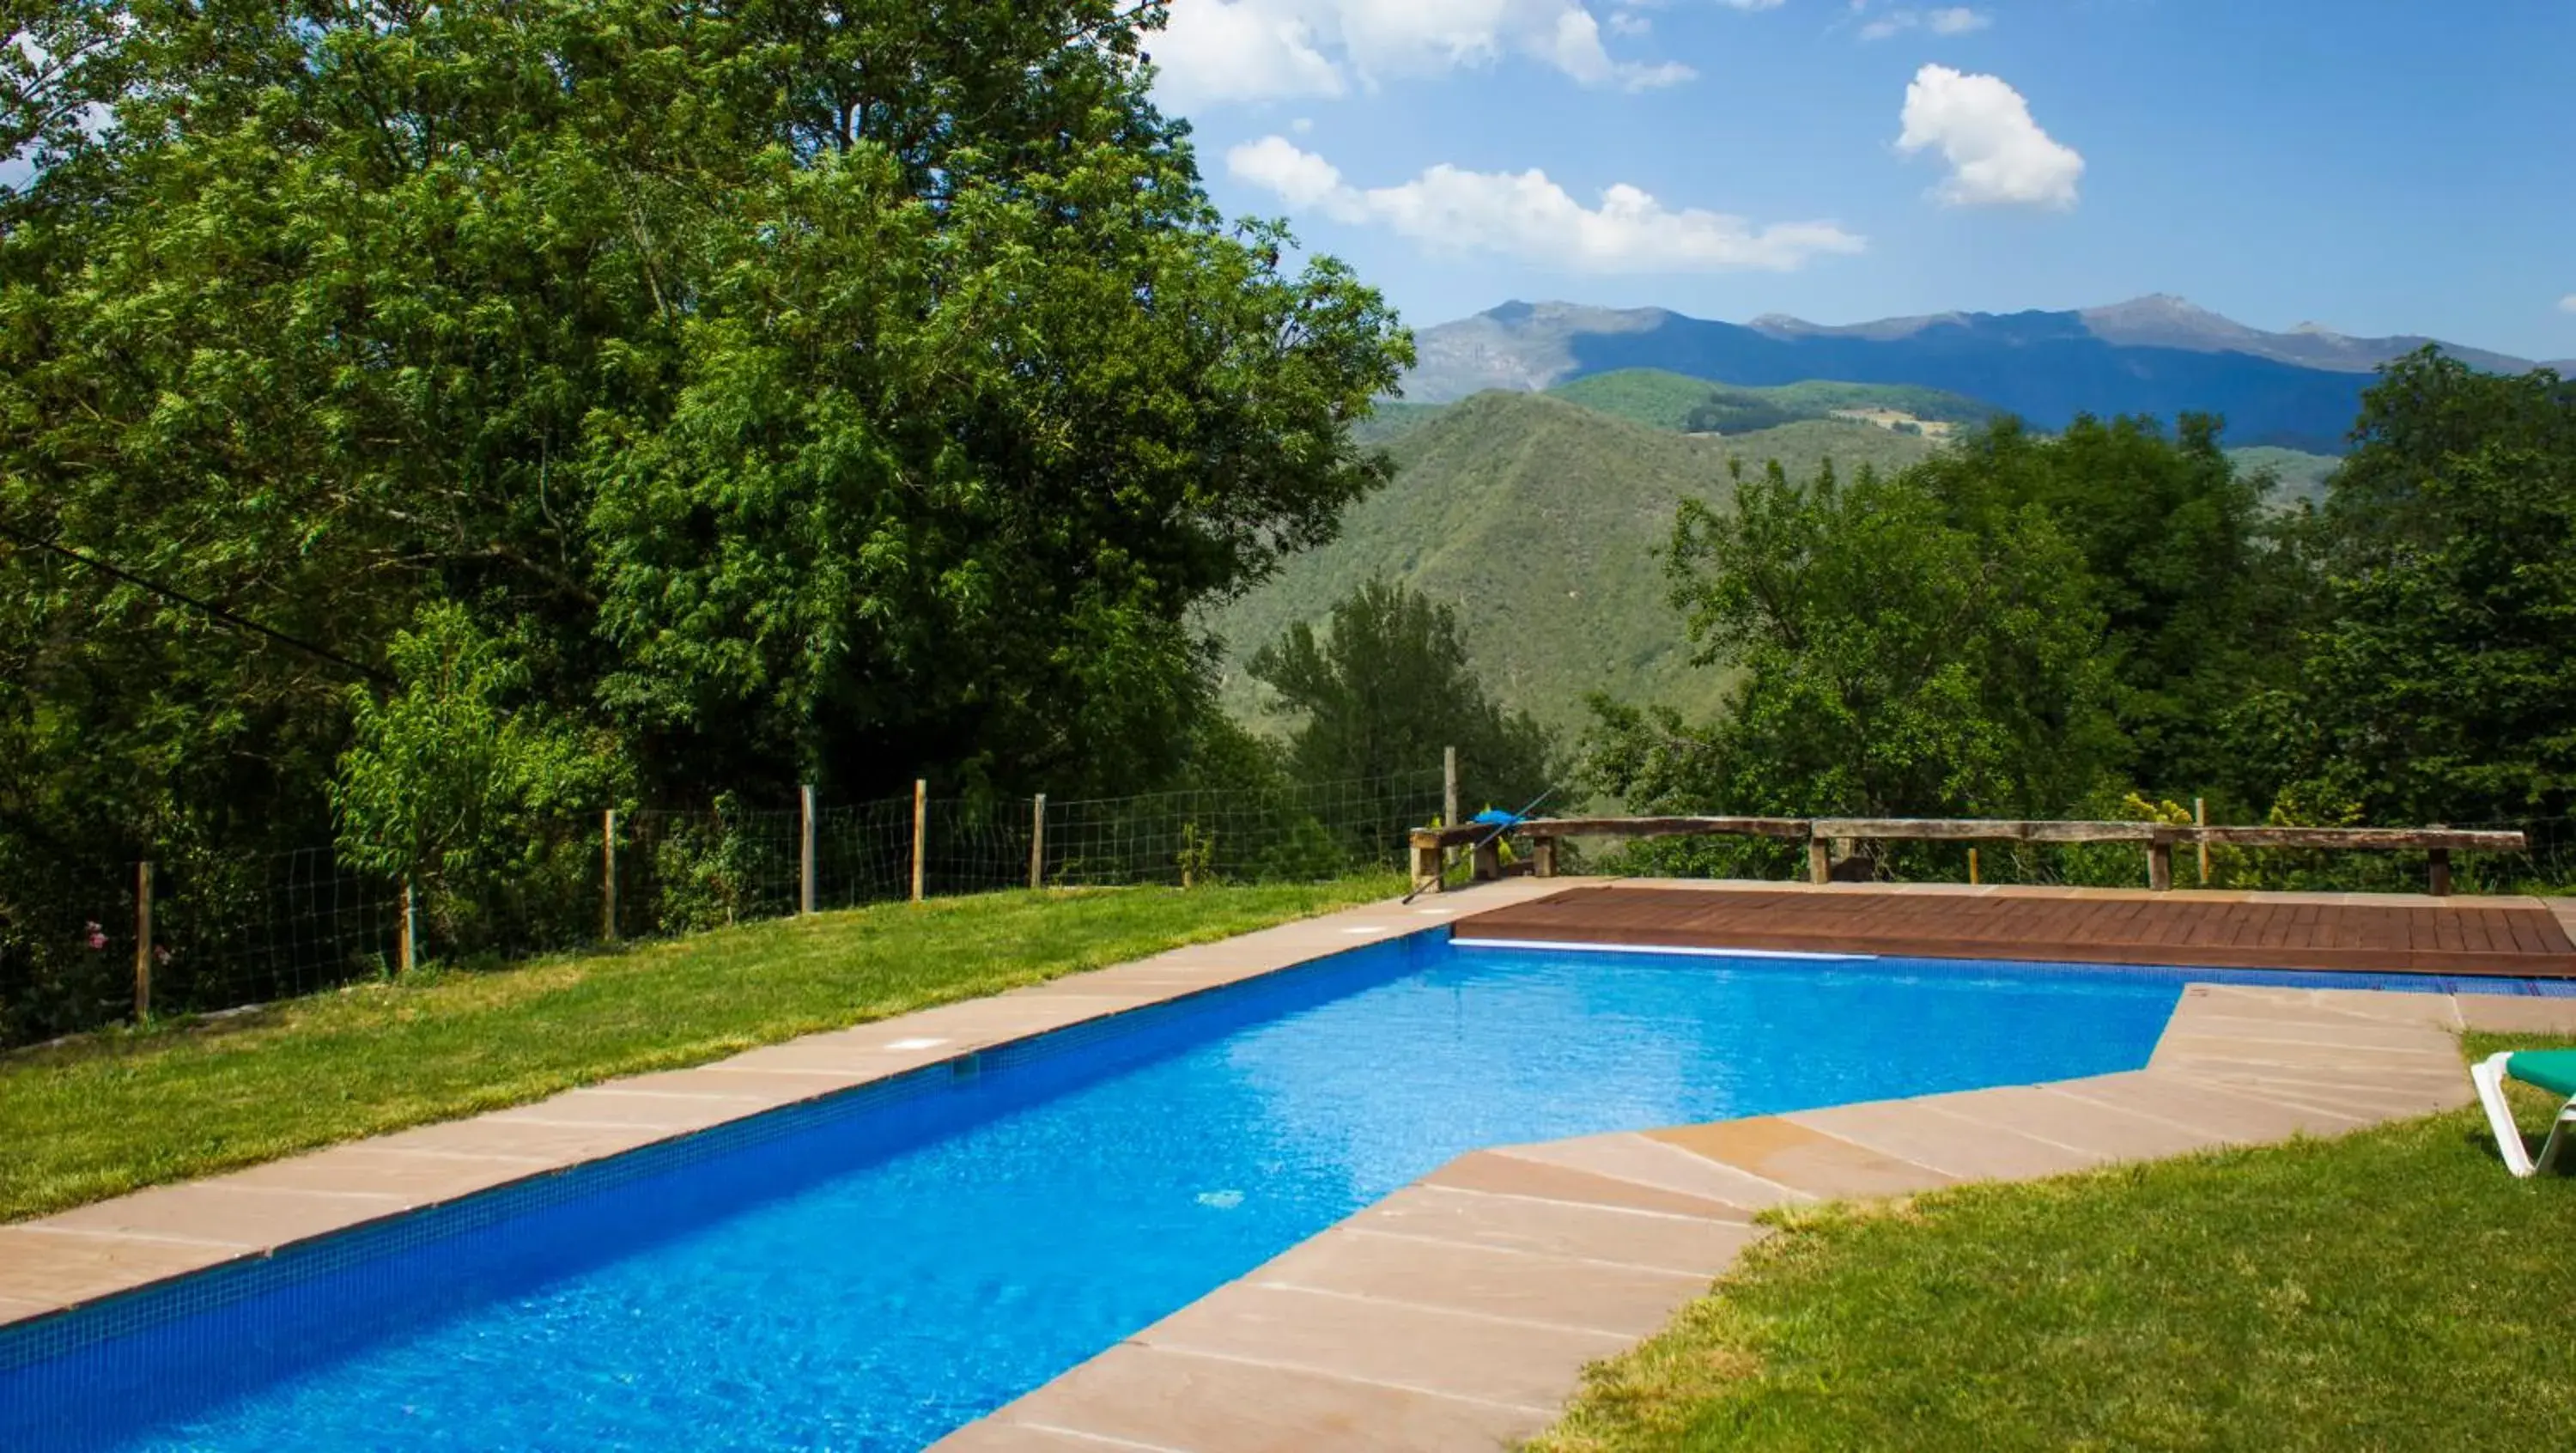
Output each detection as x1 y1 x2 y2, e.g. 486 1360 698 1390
3 2 2572 1042
0 3 1411 986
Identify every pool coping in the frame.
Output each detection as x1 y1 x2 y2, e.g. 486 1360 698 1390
5 878 2573 1450
0 878 1580 1331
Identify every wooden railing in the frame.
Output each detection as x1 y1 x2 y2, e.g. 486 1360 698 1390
1406 816 2526 897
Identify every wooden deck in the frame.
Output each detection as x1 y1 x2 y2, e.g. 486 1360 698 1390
1454 884 2576 978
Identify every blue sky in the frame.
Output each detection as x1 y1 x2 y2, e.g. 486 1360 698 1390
1156 0 2576 361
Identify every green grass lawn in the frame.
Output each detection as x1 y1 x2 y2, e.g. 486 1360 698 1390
1534 1030 2576 1453
0 878 1397 1223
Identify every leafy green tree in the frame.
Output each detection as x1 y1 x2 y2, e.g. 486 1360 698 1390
331 603 625 939
0 0 1408 990
1249 580 1555 813
2244 351 2576 824
1586 461 2121 847
1904 414 2306 799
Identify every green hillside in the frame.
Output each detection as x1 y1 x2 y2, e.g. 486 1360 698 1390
1352 398 1449 446
1360 369 2002 445
1542 370 1728 431
1212 392 1941 742
2228 444 2342 508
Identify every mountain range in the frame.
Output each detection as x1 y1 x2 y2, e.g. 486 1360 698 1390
1403 295 2569 453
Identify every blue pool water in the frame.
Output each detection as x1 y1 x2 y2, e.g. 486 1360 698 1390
1 936 2468 1451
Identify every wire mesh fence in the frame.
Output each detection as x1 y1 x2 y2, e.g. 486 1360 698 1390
0 769 1445 1049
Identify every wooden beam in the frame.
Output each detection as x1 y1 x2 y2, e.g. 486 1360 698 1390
2148 841 2174 892
1811 818 2160 843
2155 826 2523 852
1407 816 2524 859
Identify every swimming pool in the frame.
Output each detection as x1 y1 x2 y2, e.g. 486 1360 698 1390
0 934 2496 1451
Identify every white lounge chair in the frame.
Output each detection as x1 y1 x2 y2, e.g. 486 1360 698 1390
2470 1049 2576 1177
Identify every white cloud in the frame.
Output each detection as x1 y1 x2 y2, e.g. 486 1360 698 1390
1856 6 1990 40
1607 9 1651 35
1895 63 2083 210
1150 0 1346 106
1151 0 1700 107
1227 136 1865 272
2560 295 2576 314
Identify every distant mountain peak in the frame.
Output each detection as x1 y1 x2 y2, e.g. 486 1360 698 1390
2102 291 2223 316
2079 294 2262 340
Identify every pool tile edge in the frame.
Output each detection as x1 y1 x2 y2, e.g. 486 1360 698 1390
0 878 1590 1333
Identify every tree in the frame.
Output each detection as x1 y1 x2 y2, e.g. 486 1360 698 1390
1904 413 2306 799
331 603 624 940
0 0 1408 964
1249 580 1555 814
1585 461 2121 843
2245 351 2576 825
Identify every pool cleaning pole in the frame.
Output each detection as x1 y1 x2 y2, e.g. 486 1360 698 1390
1404 786 1556 905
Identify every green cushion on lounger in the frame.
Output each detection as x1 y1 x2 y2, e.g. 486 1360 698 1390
2506 1049 2576 1098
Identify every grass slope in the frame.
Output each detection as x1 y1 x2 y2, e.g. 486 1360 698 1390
1369 371 2002 441
0 879 1397 1222
1214 392 1937 740
2230 443 2343 508
1536 1032 2576 1453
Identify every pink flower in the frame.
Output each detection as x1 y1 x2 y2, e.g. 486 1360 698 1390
83 921 107 951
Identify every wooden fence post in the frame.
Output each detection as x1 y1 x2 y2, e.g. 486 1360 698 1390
799 784 818 916
133 860 154 1022
601 809 619 941
2148 842 2175 892
399 879 417 975
911 780 927 903
1968 848 1980 886
1029 793 1047 891
1443 746 1459 874
2194 798 2210 885
1807 836 1832 885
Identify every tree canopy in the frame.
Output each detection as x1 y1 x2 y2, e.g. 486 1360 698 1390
2239 351 2576 826
1249 579 1555 815
0 0 1411 906
1585 459 2120 831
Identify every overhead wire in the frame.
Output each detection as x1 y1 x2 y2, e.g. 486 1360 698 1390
0 518 392 684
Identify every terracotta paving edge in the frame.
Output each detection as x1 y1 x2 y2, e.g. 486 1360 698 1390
0 877 1588 1332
